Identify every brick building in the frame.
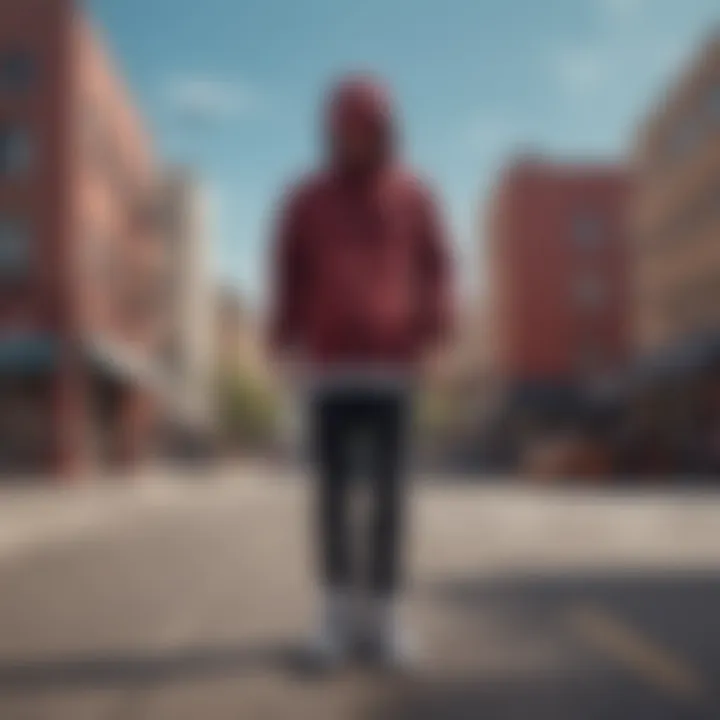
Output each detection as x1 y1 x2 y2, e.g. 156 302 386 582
632 31 720 355
483 157 630 406
0 0 166 476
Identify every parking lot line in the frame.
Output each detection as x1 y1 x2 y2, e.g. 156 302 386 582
568 603 707 702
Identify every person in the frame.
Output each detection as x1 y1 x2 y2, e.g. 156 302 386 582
268 74 454 670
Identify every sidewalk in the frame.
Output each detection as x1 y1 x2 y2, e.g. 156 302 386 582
0 472 171 562
3 465 720 567
0 461 287 563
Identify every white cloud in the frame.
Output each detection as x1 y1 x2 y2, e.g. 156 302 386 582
598 0 647 22
551 26 706 104
550 0 701 102
551 46 609 97
163 76 259 122
549 1 711 103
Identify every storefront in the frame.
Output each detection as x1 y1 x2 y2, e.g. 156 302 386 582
0 334 56 475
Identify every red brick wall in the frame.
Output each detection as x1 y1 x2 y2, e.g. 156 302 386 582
0 0 163 476
0 0 74 334
486 159 630 384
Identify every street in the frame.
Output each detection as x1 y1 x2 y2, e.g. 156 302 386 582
0 467 719 719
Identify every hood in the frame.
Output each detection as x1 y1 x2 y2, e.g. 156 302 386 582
325 74 397 175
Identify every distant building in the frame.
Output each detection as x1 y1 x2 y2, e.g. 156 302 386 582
215 288 268 383
214 288 277 452
161 168 215 433
483 157 630 402
632 31 720 354
0 0 165 476
450 303 502 419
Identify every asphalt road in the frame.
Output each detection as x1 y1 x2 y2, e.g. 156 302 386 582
0 468 719 719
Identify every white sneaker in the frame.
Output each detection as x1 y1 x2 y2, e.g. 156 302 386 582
363 597 418 672
304 589 353 671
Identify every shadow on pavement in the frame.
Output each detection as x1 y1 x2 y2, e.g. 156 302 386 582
364 676 709 720
1 571 719 719
364 569 720 720
0 641 293 692
425 568 720 659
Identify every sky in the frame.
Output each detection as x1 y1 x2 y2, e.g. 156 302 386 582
88 0 719 305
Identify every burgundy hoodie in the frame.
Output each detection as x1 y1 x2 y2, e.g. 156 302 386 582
269 76 454 369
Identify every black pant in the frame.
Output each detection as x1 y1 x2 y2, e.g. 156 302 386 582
311 387 411 597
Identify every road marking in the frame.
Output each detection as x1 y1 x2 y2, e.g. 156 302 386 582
568 603 707 702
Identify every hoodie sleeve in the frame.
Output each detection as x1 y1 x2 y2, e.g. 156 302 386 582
416 183 455 348
268 186 308 356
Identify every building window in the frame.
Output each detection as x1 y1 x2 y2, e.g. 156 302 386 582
82 102 106 159
669 115 700 160
711 84 720 120
0 52 34 93
577 344 607 376
575 275 606 311
0 217 30 275
87 231 120 292
0 126 33 176
573 212 603 248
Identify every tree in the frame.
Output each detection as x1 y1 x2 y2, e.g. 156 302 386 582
217 371 279 451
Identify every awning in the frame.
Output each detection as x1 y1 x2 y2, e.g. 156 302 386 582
508 381 583 414
0 333 57 373
85 338 169 394
627 333 720 392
